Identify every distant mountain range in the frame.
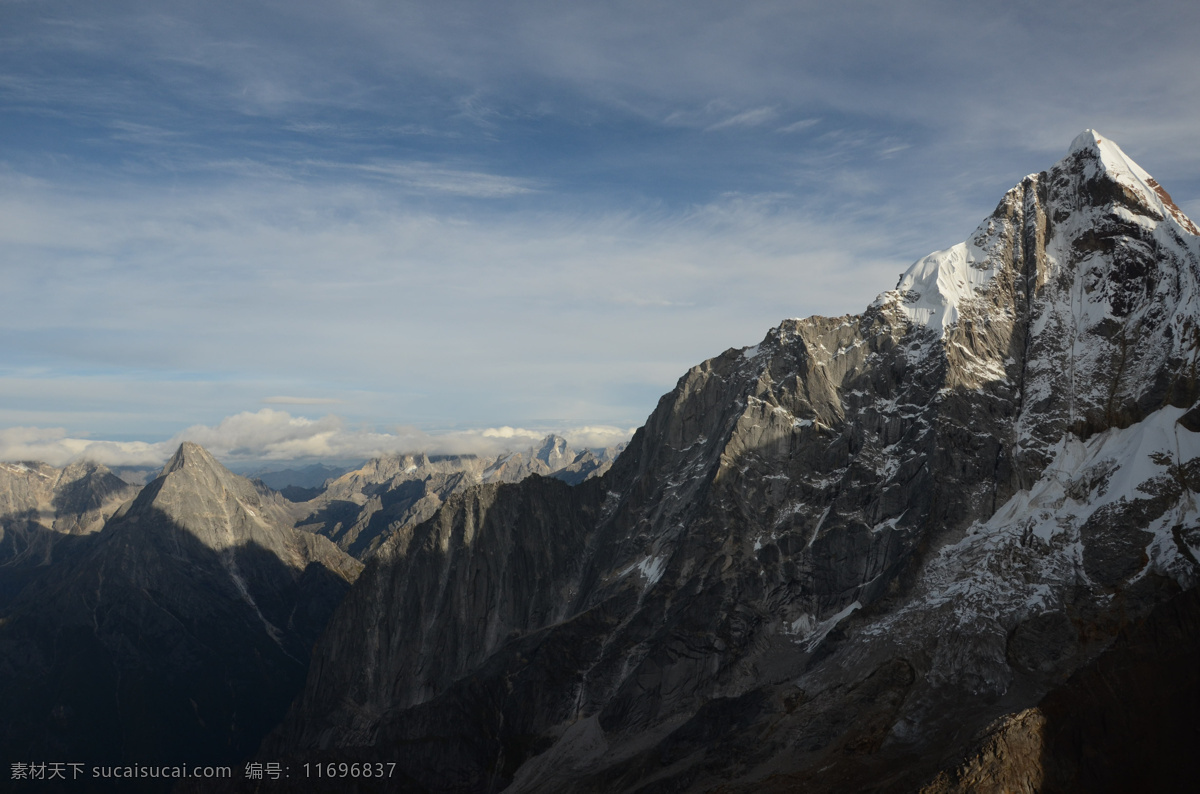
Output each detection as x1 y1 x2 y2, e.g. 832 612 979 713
288 434 624 558
0 434 621 789
251 463 354 492
0 444 360 791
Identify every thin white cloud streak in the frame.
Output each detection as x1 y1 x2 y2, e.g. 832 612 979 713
776 118 820 134
262 396 343 405
8 1 1199 162
310 160 543 198
0 410 636 468
706 107 777 131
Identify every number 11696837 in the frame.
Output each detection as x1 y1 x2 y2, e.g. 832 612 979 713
304 762 397 779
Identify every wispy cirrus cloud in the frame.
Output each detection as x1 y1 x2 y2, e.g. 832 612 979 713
261 396 344 405
706 106 778 131
314 160 543 197
776 118 820 134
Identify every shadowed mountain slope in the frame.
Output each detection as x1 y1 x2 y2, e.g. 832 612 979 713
0 460 141 610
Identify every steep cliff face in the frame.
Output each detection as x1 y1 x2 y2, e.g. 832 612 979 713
0 443 361 784
268 132 1200 792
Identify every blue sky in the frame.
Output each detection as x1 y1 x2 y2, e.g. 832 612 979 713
2 0 1199 465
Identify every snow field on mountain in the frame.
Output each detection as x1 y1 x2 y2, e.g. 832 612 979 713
867 405 1200 665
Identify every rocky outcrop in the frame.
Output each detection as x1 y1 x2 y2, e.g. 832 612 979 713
0 459 138 551
0 443 361 787
922 586 1200 793
266 132 1200 791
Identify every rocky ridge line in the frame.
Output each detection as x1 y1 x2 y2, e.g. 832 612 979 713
292 434 623 558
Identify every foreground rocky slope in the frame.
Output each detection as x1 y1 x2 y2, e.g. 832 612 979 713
264 131 1200 792
0 443 361 788
923 586 1200 793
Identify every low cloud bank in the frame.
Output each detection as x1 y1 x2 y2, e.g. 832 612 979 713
0 426 164 468
0 410 637 469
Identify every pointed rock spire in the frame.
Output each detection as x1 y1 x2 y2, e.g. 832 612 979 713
162 440 220 476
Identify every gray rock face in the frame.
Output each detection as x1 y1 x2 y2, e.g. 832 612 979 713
294 435 622 558
267 132 1200 792
0 443 361 782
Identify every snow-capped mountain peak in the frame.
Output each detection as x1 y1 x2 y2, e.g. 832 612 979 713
1067 127 1199 235
879 129 1199 344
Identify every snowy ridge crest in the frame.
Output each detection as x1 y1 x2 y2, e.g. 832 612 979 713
1068 128 1199 235
874 185 1014 340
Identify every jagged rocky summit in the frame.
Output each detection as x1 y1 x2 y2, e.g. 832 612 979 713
0 443 361 789
263 131 1200 792
0 460 137 559
0 459 139 613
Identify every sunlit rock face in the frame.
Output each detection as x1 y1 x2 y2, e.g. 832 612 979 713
265 132 1200 792
0 443 362 780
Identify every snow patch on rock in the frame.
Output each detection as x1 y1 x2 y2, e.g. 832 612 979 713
864 405 1200 676
891 241 998 336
